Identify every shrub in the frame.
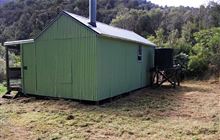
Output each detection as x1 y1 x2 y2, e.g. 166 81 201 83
188 55 208 77
0 58 6 82
174 52 189 69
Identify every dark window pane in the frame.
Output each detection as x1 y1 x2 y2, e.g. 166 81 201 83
138 45 142 62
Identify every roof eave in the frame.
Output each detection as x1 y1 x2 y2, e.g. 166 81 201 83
100 33 156 47
4 39 34 46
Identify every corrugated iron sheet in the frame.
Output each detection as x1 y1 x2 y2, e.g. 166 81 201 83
23 15 98 101
21 13 155 101
61 11 156 47
96 37 154 100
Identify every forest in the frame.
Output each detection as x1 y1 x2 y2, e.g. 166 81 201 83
0 0 220 80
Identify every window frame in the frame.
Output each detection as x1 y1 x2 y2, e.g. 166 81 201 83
137 45 143 62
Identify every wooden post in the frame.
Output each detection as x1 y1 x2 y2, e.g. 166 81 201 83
5 45 10 93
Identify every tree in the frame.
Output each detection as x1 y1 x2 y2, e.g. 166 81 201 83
155 28 165 47
188 27 220 76
167 29 179 48
181 21 197 44
208 1 220 27
111 9 153 36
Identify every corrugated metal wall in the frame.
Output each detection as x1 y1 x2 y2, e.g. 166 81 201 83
96 37 154 101
23 15 98 101
22 14 155 101
22 43 36 94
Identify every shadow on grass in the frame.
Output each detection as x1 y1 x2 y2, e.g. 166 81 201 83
91 84 211 119
3 83 211 120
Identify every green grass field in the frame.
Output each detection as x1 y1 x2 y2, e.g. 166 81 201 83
0 81 219 140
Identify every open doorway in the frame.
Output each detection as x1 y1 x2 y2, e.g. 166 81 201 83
5 44 22 94
3 39 34 98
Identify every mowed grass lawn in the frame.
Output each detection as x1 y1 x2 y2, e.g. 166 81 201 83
0 81 219 140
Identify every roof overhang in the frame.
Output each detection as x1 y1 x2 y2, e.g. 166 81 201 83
33 11 157 47
63 11 157 47
100 33 156 47
4 39 34 46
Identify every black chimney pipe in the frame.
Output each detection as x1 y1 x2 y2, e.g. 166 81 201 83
89 0 96 27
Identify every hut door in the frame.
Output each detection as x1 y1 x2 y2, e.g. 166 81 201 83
22 44 36 94
54 40 72 97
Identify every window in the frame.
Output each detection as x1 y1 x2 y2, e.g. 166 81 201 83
137 45 142 62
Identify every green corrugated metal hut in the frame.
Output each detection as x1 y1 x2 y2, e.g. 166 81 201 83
4 10 156 101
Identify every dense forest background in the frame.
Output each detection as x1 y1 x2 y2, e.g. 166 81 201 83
0 0 220 80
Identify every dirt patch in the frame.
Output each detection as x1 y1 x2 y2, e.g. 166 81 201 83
0 125 33 140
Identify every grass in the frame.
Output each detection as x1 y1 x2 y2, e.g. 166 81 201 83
0 81 219 140
0 84 6 95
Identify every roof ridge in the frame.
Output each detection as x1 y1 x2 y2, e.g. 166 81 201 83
63 11 136 34
62 11 156 46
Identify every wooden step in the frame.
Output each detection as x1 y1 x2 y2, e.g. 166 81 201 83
2 91 22 99
10 86 21 91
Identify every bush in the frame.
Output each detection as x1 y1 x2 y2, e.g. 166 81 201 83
0 84 6 95
174 52 189 69
0 58 6 82
175 39 192 54
0 45 5 58
188 55 208 77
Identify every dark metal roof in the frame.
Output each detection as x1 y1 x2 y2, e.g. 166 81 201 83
64 11 156 46
4 11 156 47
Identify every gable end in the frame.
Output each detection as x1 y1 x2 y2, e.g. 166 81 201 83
34 11 99 41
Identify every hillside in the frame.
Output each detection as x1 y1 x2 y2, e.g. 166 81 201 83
0 0 219 42
0 0 160 41
0 1 220 139
0 0 220 77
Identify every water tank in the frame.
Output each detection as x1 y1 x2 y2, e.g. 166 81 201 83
155 48 174 69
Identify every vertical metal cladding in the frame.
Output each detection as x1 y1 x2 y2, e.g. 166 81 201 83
26 15 97 101
22 43 36 94
22 13 155 101
96 37 154 101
